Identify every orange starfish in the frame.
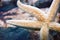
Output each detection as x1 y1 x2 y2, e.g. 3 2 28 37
7 0 60 40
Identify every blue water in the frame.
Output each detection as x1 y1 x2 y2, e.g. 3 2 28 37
0 3 17 12
0 26 31 40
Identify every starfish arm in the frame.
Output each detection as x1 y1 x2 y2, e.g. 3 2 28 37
49 22 60 32
47 0 59 21
40 23 49 40
17 0 46 21
6 20 41 29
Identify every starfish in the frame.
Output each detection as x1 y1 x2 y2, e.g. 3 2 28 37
7 0 60 40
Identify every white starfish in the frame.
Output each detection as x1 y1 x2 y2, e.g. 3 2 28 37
7 0 60 40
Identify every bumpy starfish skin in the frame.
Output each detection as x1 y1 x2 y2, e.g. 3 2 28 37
47 0 60 22
7 20 42 28
7 0 60 40
17 0 47 21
